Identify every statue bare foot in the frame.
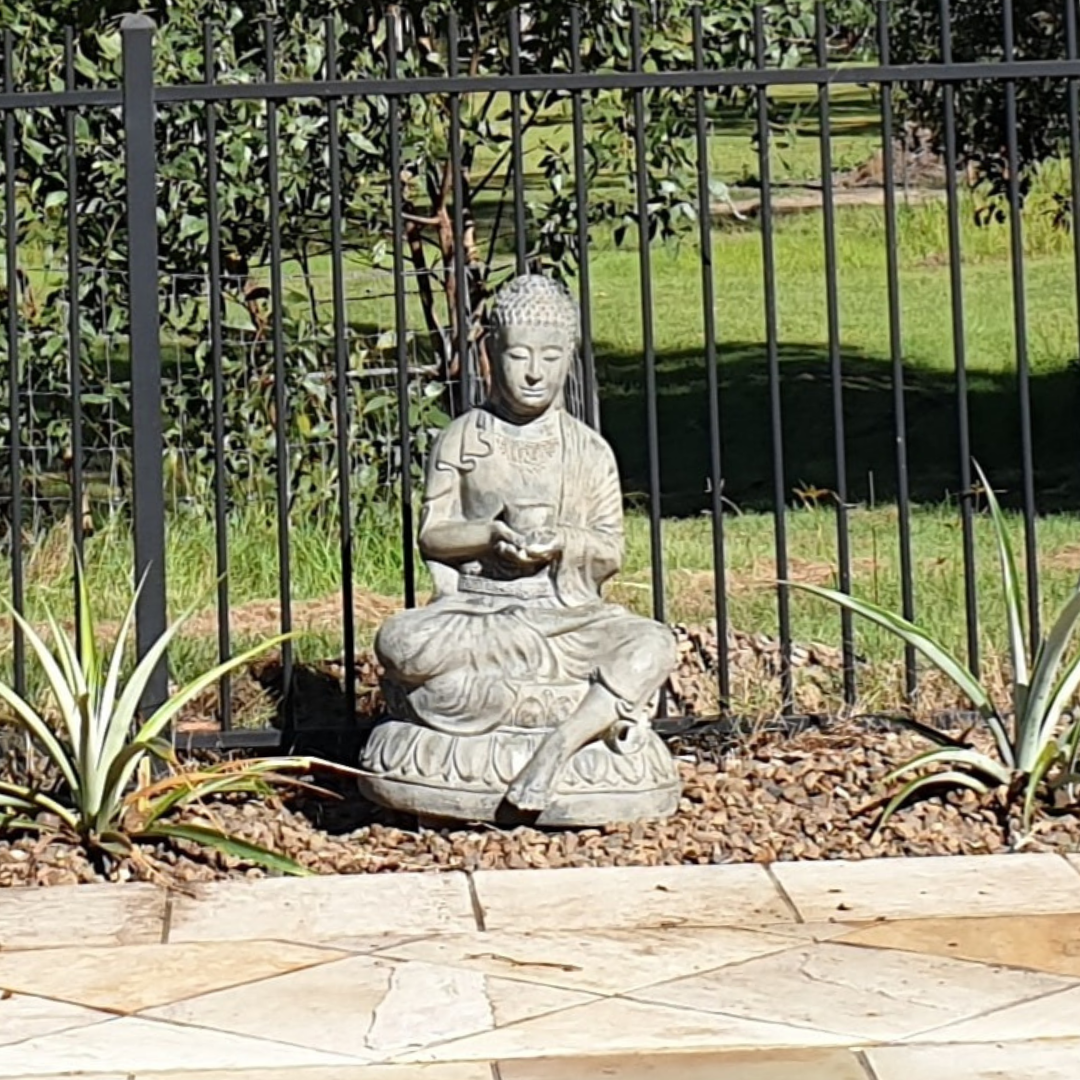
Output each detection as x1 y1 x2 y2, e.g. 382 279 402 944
506 760 558 812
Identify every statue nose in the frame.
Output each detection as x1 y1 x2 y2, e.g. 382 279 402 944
525 371 542 385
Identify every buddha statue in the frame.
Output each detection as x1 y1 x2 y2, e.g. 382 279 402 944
358 274 681 826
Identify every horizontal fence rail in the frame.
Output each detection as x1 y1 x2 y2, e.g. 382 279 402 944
11 56 1080 111
0 1 1077 749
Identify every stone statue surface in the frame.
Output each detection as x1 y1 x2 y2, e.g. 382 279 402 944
358 274 681 826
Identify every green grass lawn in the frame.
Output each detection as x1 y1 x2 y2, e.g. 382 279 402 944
5 86 1080 720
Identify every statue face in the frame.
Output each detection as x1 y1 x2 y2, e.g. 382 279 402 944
492 324 573 418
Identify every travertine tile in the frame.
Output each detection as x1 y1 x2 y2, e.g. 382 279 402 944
0 939 345 1014
0 1016 359 1076
630 941 1071 1042
498 1048 869 1080
0 994 107 1047
146 954 594 1059
840 913 1080 977
380 926 796 995
0 884 166 950
399 996 842 1062
472 865 792 932
867 1039 1080 1080
772 854 1080 922
134 1066 490 1080
907 984 1080 1043
167 872 477 943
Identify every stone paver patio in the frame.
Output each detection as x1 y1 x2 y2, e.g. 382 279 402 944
1 853 1080 1078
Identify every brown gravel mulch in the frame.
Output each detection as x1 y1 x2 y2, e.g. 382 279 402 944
2 720 1077 889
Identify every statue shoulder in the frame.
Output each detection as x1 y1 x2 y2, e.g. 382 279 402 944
561 413 618 470
429 409 494 473
430 411 477 454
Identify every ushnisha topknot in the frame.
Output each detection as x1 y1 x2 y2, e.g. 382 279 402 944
489 273 581 350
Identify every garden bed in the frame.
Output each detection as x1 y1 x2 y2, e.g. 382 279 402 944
3 718 1077 889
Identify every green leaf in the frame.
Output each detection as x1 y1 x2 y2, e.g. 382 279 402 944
143 823 313 877
884 745 1012 788
876 770 993 834
1021 587 1080 769
1039 649 1080 756
973 461 1029 712
786 580 1012 760
0 680 79 794
97 574 143 769
1022 739 1060 833
100 632 295 815
23 138 48 166
2 601 79 747
0 781 78 830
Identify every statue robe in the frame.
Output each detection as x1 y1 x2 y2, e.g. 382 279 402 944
375 407 675 736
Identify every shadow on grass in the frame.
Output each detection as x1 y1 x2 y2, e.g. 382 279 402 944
597 341 1080 516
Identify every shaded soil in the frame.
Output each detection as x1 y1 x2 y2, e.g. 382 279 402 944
176 613 981 747
2 720 1076 888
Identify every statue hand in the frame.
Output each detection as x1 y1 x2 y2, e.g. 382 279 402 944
493 527 562 567
489 519 526 552
521 527 563 563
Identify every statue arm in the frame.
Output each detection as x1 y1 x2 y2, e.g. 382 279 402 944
554 437 624 592
417 425 522 565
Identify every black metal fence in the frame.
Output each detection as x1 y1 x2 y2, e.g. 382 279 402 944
3 1 1080 747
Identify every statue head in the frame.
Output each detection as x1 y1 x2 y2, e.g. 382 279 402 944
488 274 580 419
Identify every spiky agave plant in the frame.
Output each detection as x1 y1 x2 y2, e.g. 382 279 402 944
787 462 1080 835
0 564 331 874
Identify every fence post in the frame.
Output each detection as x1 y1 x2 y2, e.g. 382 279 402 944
122 14 169 714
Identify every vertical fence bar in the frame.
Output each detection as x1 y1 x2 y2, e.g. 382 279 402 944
692 7 730 709
387 13 416 609
121 14 169 713
1062 2 1080 384
1003 0 1040 651
447 12 473 408
3 32 24 697
630 7 665 626
325 17 357 723
64 29 86 638
815 3 855 704
753 6 793 711
507 11 528 275
876 1 917 699
203 21 232 731
570 7 599 430
939 0 980 675
264 19 294 732
1067 0 1080 385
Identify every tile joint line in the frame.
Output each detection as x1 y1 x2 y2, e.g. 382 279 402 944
765 864 804 924
160 888 174 944
855 1047 882 1080
466 871 488 932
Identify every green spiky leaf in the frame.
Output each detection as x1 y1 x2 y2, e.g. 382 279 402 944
787 580 1013 763
144 823 313 877
875 770 993 834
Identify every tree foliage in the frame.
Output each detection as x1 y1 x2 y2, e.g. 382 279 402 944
891 0 1075 204
3 0 858 526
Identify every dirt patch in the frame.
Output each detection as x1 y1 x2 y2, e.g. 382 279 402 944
0 588 421 651
1044 545 1080 573
714 187 945 221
